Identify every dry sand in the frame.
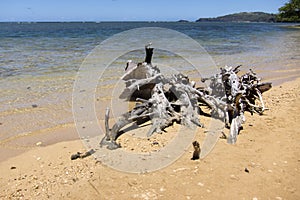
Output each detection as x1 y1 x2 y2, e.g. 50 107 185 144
0 78 299 199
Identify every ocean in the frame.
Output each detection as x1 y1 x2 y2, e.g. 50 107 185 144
0 22 299 141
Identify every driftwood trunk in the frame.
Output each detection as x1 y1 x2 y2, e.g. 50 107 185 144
100 45 272 149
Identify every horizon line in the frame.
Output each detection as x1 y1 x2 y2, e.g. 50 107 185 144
0 21 284 24
0 11 279 23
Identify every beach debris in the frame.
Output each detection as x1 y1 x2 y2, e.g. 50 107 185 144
230 174 239 180
32 104 38 108
101 44 205 150
191 141 201 160
100 44 271 150
201 65 272 143
71 152 81 160
71 149 95 160
220 132 227 139
36 142 42 146
10 166 16 170
197 182 204 187
244 167 250 173
173 167 189 172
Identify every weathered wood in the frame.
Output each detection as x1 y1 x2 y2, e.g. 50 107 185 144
100 45 271 149
145 43 153 64
191 141 201 160
105 107 110 138
202 66 271 144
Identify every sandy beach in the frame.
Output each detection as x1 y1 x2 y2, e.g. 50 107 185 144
0 75 299 199
1 0 300 198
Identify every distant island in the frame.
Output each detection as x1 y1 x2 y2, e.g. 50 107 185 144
177 19 189 23
196 12 277 22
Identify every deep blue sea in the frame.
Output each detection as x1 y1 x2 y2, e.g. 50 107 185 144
0 22 299 140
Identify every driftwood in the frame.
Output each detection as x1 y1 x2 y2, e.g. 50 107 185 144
100 44 272 149
71 149 95 160
202 65 272 143
191 141 201 160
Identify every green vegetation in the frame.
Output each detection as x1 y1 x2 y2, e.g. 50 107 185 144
195 1 300 23
277 0 300 22
196 12 277 22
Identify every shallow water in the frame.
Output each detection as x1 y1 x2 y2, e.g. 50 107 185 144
0 22 299 141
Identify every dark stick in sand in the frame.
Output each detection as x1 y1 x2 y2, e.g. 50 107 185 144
191 141 201 160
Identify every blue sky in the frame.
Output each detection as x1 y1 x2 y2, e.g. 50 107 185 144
0 0 287 22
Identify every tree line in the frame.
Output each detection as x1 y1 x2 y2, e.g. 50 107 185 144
277 0 300 22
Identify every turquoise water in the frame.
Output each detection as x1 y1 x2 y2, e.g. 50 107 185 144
0 22 299 141
1 22 299 77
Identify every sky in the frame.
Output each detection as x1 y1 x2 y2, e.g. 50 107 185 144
0 0 288 22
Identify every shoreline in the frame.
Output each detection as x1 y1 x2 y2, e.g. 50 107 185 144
0 75 299 163
0 123 79 162
0 76 299 199
0 72 298 163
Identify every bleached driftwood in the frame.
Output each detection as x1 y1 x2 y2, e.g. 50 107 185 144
202 65 272 144
100 44 272 149
100 45 206 149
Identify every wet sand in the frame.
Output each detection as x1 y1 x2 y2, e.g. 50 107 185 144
0 76 299 199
